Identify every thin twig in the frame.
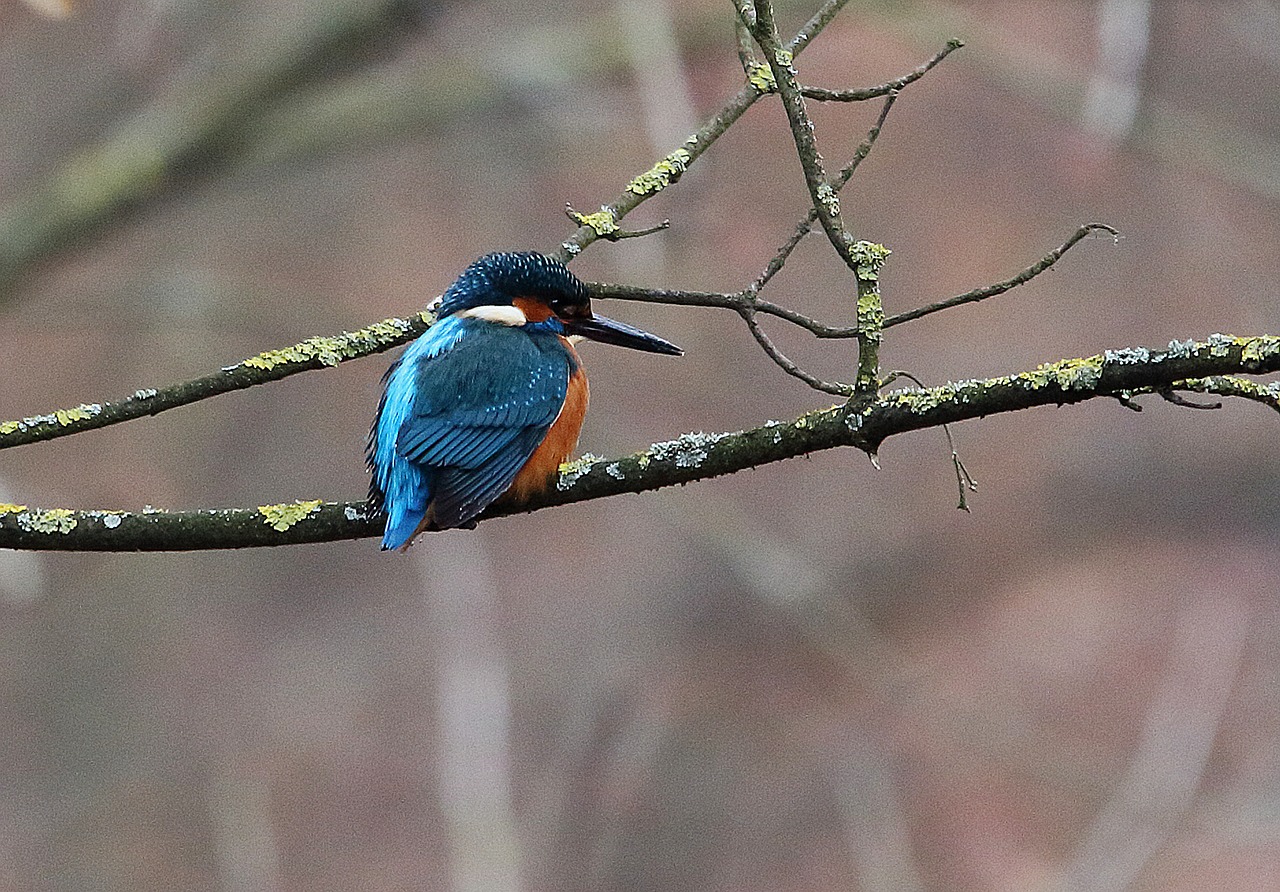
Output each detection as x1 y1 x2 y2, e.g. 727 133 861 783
747 1 856 262
748 0 897 391
734 13 758 74
750 89 901 295
787 0 848 57
1113 392 1144 411
565 204 670 241
1158 388 1222 410
596 219 1121 348
1162 376 1280 413
799 37 964 102
740 311 855 396
952 449 979 511
883 223 1120 328
552 0 853 263
591 283 861 339
590 38 966 367
598 38 963 379
0 0 427 302
882 369 977 510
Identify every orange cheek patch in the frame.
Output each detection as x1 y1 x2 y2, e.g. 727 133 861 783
512 296 555 322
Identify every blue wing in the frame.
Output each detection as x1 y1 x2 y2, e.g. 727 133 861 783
369 318 570 548
398 323 570 529
368 317 466 549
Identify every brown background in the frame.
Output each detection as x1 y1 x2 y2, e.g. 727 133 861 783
2 1 1279 890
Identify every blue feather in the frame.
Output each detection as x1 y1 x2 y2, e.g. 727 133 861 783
368 313 573 548
437 252 589 318
368 316 467 549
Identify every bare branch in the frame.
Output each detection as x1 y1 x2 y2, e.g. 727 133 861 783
746 1 856 260
551 0 854 263
740 312 855 396
1158 388 1222 410
750 89 901 294
882 369 978 509
0 23 962 454
884 223 1120 328
592 283 855 338
0 0 427 302
565 204 670 241
799 38 964 102
734 12 759 76
594 38 964 381
746 0 896 389
598 221 1122 351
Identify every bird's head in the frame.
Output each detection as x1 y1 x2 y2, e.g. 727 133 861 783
437 252 683 355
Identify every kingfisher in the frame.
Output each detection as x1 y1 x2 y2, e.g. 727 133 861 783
368 251 682 550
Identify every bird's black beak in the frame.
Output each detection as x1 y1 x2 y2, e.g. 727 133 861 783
564 314 683 355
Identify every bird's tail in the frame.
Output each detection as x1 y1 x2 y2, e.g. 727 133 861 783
382 500 428 551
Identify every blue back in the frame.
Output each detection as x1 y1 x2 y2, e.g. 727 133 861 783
368 314 574 549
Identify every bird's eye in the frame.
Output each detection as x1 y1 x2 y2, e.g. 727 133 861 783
553 299 591 319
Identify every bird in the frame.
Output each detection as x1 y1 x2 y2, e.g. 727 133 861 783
368 251 682 551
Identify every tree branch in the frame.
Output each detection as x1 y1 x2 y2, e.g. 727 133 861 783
3 334 1277 551
750 87 902 295
0 28 966 450
550 0 854 263
883 223 1120 328
0 314 431 450
745 0 894 390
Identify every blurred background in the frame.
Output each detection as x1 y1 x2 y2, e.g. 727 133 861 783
2 0 1279 889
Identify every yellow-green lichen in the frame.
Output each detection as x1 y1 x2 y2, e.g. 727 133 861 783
1240 336 1280 363
890 378 991 413
17 508 77 534
242 316 427 371
258 499 323 532
556 454 602 491
574 208 619 238
857 292 884 332
888 335 1280 416
1 403 102 435
850 241 891 282
0 503 28 515
627 149 692 197
747 63 775 93
55 404 100 426
1025 356 1104 390
773 49 793 68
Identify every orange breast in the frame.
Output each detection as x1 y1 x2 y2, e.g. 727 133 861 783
505 357 588 501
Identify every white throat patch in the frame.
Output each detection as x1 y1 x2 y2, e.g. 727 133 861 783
458 304 528 326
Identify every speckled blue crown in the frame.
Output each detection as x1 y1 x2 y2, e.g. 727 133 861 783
437 252 589 317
